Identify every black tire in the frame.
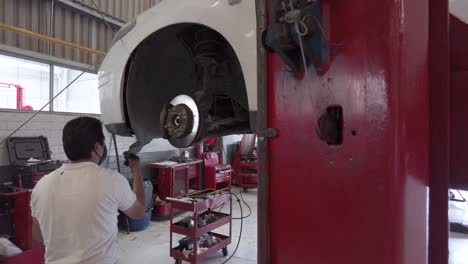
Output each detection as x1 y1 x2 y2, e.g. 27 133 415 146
174 259 182 264
222 247 228 257
243 188 248 193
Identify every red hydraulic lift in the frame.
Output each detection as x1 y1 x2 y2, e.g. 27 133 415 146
0 82 33 111
256 0 453 264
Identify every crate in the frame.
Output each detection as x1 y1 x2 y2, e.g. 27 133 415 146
6 136 61 189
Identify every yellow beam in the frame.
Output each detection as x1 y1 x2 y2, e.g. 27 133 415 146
0 22 107 57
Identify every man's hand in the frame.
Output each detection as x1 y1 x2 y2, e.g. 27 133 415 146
32 217 44 242
124 152 140 170
126 153 141 173
122 152 146 219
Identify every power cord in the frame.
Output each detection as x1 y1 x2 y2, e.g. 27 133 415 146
232 190 252 220
89 0 131 55
221 192 244 264
0 64 93 145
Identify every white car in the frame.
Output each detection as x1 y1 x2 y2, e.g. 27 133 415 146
98 0 258 151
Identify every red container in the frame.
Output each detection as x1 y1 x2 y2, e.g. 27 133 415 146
0 191 45 264
147 160 202 201
203 152 232 190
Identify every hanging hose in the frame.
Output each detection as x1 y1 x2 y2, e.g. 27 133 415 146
232 190 252 220
112 134 121 173
220 192 244 264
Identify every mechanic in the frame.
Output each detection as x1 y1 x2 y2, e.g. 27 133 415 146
30 116 146 264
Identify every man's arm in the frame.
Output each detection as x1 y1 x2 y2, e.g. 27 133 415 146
32 217 43 242
122 154 146 219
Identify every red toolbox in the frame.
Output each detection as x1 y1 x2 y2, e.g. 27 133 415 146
148 160 202 201
202 152 233 190
147 160 202 219
6 136 61 189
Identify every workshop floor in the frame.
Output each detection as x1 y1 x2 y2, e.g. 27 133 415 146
116 188 468 264
449 190 468 264
117 187 258 264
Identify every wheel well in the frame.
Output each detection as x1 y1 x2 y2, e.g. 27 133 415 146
124 23 250 144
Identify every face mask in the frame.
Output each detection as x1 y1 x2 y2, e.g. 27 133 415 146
95 144 108 165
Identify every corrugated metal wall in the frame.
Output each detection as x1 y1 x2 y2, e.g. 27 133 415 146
0 0 160 66
76 0 158 21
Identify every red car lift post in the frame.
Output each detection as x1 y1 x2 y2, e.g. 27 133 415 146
257 0 451 264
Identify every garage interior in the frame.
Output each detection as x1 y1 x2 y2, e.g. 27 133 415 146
0 0 467 264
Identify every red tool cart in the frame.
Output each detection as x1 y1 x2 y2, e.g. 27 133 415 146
202 152 233 190
168 189 232 264
0 189 45 264
147 160 202 219
232 134 258 191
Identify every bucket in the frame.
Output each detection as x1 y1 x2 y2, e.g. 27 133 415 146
119 209 152 232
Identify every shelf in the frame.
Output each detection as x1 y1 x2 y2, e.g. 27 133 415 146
171 212 231 237
171 232 231 263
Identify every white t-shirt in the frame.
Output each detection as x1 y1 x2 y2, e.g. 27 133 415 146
30 162 137 264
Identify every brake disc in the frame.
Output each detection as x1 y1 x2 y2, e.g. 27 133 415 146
160 95 201 148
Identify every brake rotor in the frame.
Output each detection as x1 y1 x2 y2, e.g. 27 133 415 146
161 95 200 148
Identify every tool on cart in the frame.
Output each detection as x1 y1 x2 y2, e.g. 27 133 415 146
232 134 258 191
168 189 232 264
6 136 61 189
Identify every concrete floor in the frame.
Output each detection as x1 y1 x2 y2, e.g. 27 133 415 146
449 190 468 264
117 187 258 264
116 188 468 264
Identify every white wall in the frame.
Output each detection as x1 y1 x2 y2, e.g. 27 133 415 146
451 0 468 23
0 111 176 166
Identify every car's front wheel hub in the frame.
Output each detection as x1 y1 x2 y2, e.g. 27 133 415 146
160 95 201 148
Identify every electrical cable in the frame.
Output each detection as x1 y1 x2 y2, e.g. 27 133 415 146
89 0 117 36
232 190 252 220
0 2 132 150
0 64 93 146
217 203 225 213
457 190 466 202
89 0 131 55
220 192 244 264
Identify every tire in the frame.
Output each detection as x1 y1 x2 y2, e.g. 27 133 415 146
222 247 228 257
175 259 182 264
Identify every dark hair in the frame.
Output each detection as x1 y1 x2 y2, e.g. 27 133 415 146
62 117 105 161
